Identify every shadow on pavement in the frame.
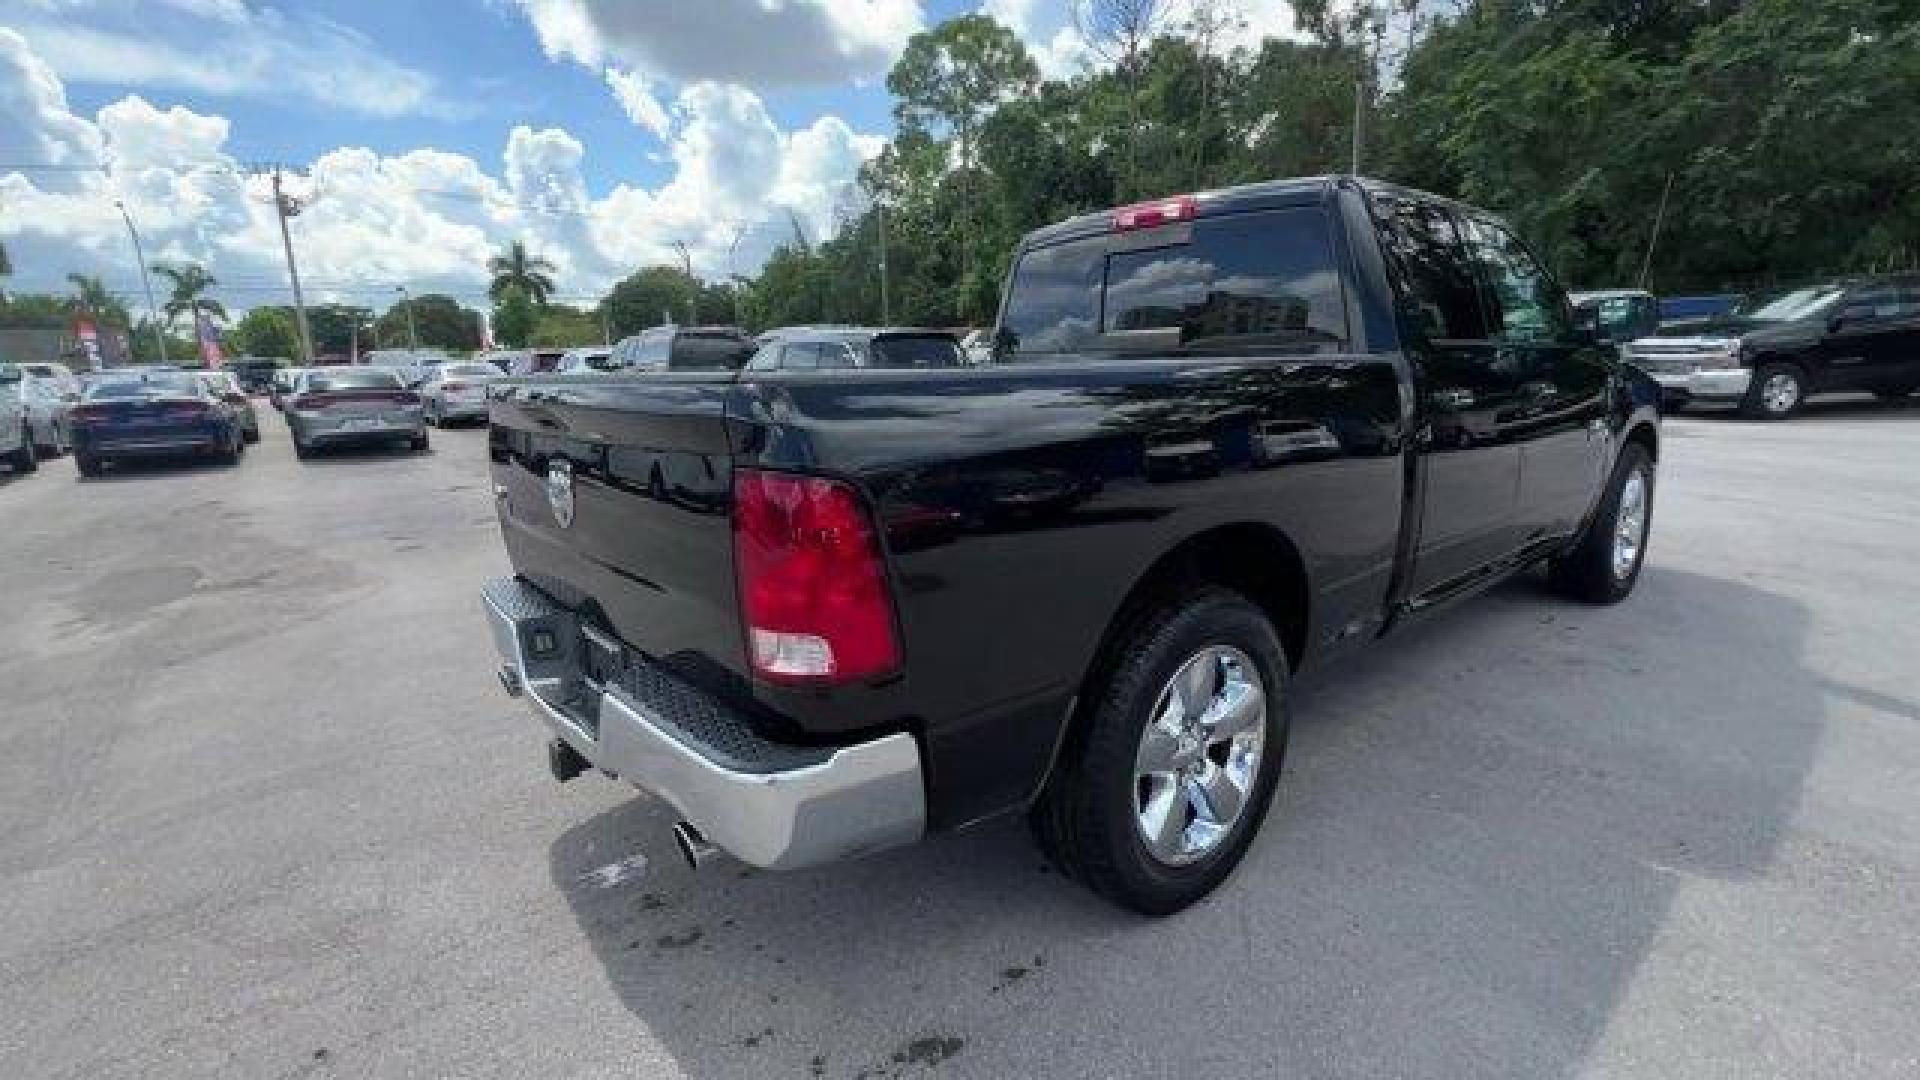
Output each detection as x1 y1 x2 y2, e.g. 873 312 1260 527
548 564 1820 1078
72 454 240 484
1680 392 1919 424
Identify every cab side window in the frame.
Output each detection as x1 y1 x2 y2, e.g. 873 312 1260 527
780 343 824 370
1458 216 1572 343
1375 198 1491 342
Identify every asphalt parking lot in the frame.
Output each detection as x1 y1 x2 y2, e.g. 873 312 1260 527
3 398 1917 1079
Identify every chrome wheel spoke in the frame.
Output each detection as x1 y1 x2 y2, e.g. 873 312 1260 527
1201 677 1264 739
1175 653 1217 722
1140 778 1188 858
1189 762 1245 826
1135 718 1183 776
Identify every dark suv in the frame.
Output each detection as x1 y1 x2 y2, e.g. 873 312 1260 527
1625 276 1920 418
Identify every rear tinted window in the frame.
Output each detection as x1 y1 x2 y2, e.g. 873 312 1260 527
670 333 749 370
1103 210 1346 350
443 364 497 378
869 335 962 368
1002 207 1347 357
306 369 401 391
87 374 200 399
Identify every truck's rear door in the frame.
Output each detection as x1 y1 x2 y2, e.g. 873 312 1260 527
488 373 747 696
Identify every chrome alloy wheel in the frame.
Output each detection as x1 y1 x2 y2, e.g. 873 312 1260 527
1612 468 1648 581
1762 371 1800 414
1132 645 1267 866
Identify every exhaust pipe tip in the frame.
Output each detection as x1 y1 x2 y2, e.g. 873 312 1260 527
672 821 719 870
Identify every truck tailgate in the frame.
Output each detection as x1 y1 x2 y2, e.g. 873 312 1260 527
488 376 747 697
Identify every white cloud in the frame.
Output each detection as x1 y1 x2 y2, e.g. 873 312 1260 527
515 0 925 86
0 30 883 323
605 68 671 140
9 2 444 118
981 0 1305 79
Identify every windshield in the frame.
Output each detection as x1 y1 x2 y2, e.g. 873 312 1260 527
85 374 201 399
1730 286 1847 322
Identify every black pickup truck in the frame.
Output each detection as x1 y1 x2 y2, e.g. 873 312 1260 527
483 176 1661 915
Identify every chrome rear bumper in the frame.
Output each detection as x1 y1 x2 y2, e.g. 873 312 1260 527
482 577 924 869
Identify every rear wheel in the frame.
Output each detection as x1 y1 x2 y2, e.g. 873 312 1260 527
1741 363 1805 420
243 423 260 443
410 430 430 452
1031 587 1288 916
1551 442 1653 604
10 425 38 473
425 402 441 427
75 452 103 478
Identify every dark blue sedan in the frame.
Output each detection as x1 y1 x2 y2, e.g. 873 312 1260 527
68 370 247 477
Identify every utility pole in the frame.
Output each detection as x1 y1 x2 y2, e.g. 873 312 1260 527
1638 172 1676 289
251 163 317 364
877 197 891 326
727 225 747 327
114 200 168 365
395 285 419 349
670 239 695 324
1350 73 1364 174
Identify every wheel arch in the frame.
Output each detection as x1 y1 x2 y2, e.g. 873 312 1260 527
1045 522 1312 793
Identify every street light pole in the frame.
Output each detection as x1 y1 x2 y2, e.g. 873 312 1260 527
396 285 419 349
114 200 168 365
253 164 317 364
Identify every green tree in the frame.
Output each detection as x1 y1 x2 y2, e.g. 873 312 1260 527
149 262 227 330
374 293 482 351
601 266 700 339
226 307 300 359
888 14 1039 320
492 286 536 348
529 304 602 348
301 304 374 358
64 272 131 330
487 240 557 305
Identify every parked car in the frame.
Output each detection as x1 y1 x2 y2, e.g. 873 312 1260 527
1658 293 1741 323
0 364 76 458
285 366 428 458
267 367 306 411
1570 289 1661 354
744 327 965 371
0 366 40 474
14 361 82 398
223 356 284 393
480 175 1661 915
1624 275 1920 418
499 349 567 376
199 370 261 442
606 325 752 371
364 348 449 389
418 361 500 426
66 369 247 476
958 328 993 365
553 347 614 373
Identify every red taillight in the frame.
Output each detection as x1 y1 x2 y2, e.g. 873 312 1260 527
1112 193 1199 231
291 393 334 409
68 404 110 423
733 469 900 685
223 392 247 405
394 390 421 405
442 382 467 392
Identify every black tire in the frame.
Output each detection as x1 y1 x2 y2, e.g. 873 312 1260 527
10 426 38 473
243 425 260 444
75 452 103 478
1550 442 1654 604
1031 587 1289 916
215 434 239 466
425 402 440 427
1740 362 1805 420
411 430 430 452
292 435 312 460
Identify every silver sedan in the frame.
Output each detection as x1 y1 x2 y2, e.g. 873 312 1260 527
417 362 499 427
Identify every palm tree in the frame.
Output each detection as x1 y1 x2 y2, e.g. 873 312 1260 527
150 261 227 330
487 240 556 306
65 272 130 328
